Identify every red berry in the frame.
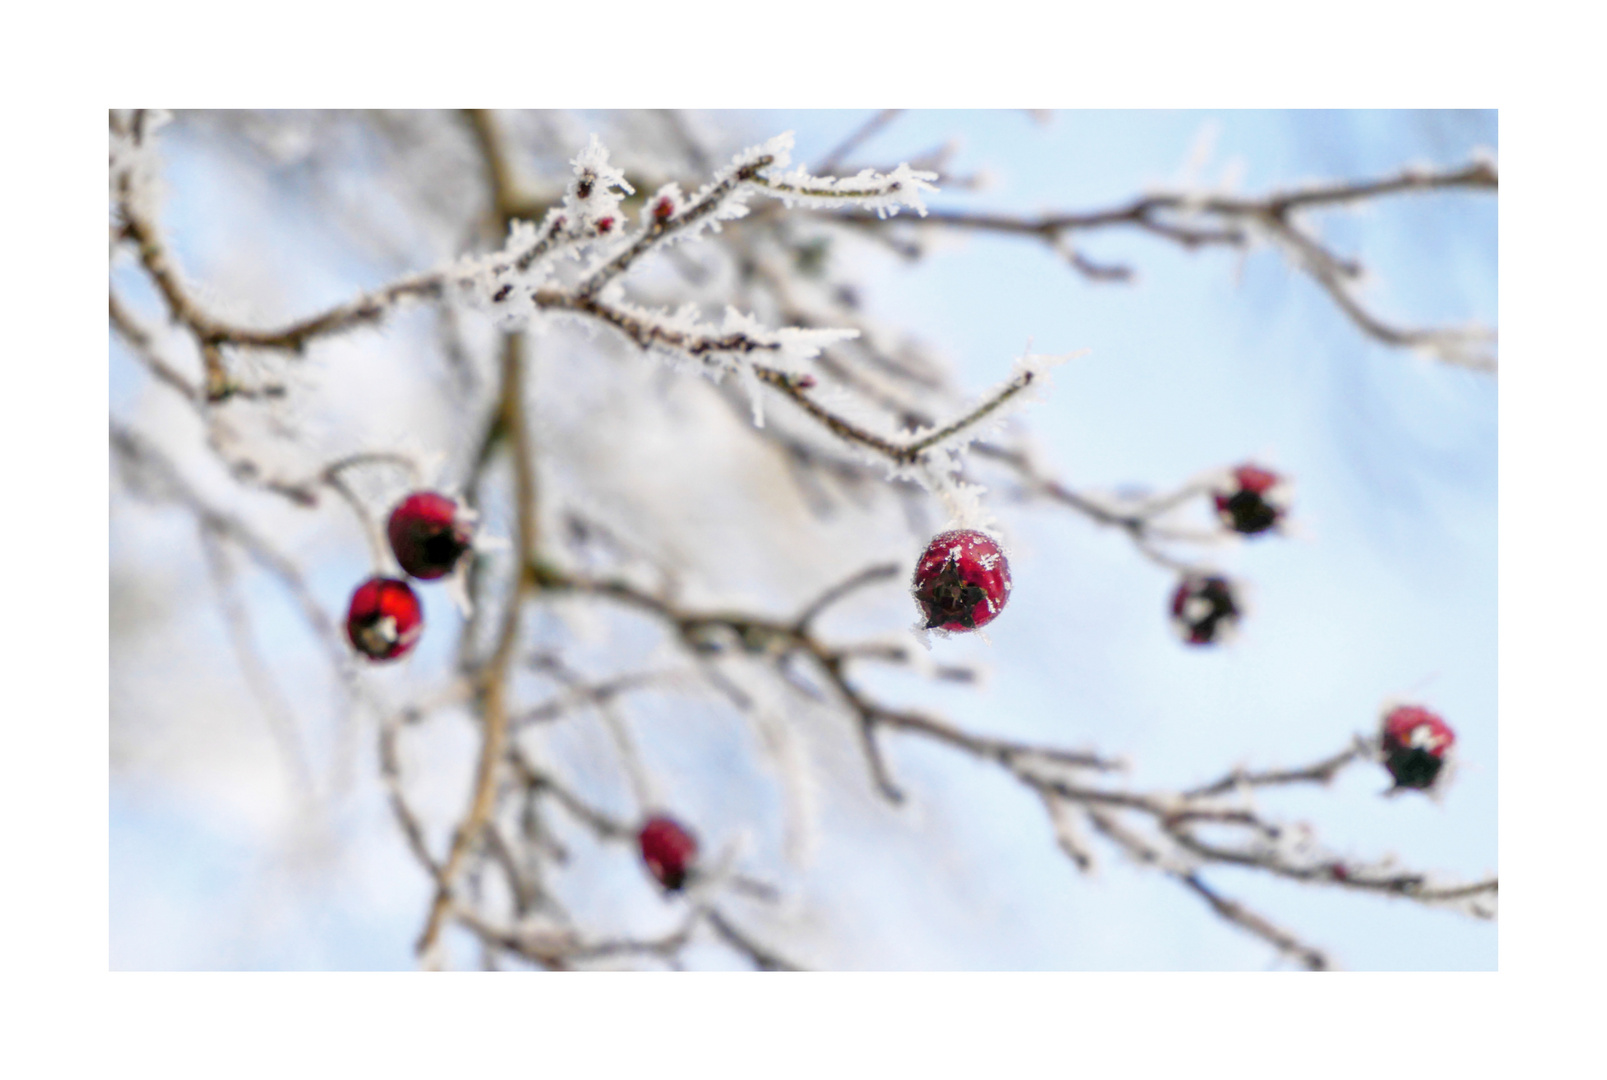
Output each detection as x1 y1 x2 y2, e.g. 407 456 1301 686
652 196 675 222
912 530 1012 632
1170 574 1240 645
387 492 473 580
638 815 698 892
1214 464 1288 536
345 576 424 661
1380 705 1455 790
596 216 615 234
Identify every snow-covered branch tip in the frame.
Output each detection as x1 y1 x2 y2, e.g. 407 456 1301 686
456 132 937 309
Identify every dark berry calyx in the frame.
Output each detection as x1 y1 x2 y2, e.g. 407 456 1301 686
388 492 474 580
1214 464 1287 536
1171 574 1240 646
345 577 424 661
1380 706 1455 791
912 530 1012 633
1219 489 1280 534
638 815 698 892
914 558 988 630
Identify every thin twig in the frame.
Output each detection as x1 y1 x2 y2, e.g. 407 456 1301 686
817 109 904 174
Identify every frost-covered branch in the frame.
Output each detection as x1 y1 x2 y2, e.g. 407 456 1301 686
109 111 1494 972
519 555 1495 963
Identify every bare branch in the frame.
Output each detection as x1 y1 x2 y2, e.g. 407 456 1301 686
816 109 904 174
416 332 538 959
793 562 900 632
821 159 1498 370
704 908 804 971
1184 736 1375 798
1179 872 1332 971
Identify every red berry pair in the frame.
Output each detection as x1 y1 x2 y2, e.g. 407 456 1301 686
345 492 476 662
1214 463 1289 537
1380 705 1456 791
912 530 1012 633
638 814 698 892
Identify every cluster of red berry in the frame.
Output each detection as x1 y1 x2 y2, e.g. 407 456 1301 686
344 492 476 662
1169 463 1292 647
358 479 1452 896
901 493 1457 796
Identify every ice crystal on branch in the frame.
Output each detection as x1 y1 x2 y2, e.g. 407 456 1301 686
566 134 635 231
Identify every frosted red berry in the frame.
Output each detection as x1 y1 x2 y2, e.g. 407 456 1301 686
652 196 675 222
1214 464 1287 536
1170 574 1240 646
638 815 698 892
912 530 1012 632
1380 705 1455 790
345 576 424 661
387 492 473 580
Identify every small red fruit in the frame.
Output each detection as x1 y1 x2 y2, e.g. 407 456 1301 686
387 492 474 580
912 529 1012 632
1214 464 1288 536
346 576 424 661
1380 705 1455 790
652 196 675 222
638 814 698 892
1170 574 1240 646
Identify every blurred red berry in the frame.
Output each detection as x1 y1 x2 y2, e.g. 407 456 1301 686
1171 574 1240 645
653 196 675 222
596 216 615 234
346 576 424 661
1214 463 1288 536
387 492 473 580
912 529 1012 632
1380 705 1455 790
638 815 698 892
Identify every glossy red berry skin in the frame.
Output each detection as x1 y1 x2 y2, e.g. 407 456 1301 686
345 577 424 661
1214 464 1286 536
387 492 473 580
912 530 1012 632
638 815 698 892
1381 705 1456 790
1170 575 1240 646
